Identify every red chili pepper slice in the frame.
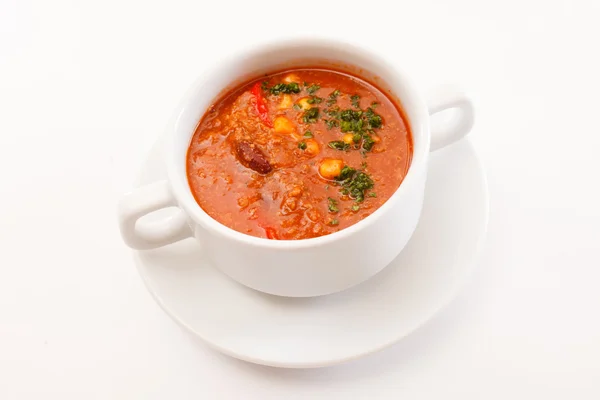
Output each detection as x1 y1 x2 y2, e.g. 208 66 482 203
250 82 272 127
264 227 279 240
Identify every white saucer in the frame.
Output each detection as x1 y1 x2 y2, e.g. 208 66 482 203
132 137 489 368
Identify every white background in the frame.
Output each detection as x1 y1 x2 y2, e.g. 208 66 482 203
1 0 599 398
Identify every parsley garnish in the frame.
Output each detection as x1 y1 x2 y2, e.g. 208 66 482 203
302 107 320 124
362 134 376 151
269 82 301 95
335 167 374 202
351 94 361 108
298 141 307 150
338 109 364 133
351 204 360 212
293 103 302 111
324 106 340 118
306 96 323 104
340 109 362 121
340 119 364 134
307 84 321 95
368 192 377 198
326 90 340 106
330 219 339 226
327 197 339 213
261 81 269 91
324 119 339 130
337 165 355 181
364 107 382 128
325 104 383 152
361 161 367 169
328 140 350 151
304 130 313 138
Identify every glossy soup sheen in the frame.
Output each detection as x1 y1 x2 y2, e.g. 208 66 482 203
186 68 412 240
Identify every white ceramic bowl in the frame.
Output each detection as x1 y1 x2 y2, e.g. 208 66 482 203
117 38 474 297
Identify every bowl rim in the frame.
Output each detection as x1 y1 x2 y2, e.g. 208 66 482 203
166 37 431 249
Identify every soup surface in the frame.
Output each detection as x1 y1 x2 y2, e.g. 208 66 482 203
186 68 412 240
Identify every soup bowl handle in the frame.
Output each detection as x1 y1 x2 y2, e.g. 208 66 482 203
118 180 193 250
427 85 475 151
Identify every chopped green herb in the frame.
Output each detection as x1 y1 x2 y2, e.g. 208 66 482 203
347 172 374 202
330 219 339 226
339 120 351 132
327 197 339 213
269 82 301 95
335 167 374 202
325 184 330 190
307 84 321 95
326 89 341 106
304 130 313 138
317 101 383 154
293 103 302 111
303 81 309 87
361 161 367 169
302 107 320 124
362 134 376 151
324 106 341 119
340 118 364 133
261 81 269 91
368 192 377 198
324 119 339 129
298 141 307 150
351 94 361 108
306 96 323 104
288 82 302 93
337 165 356 181
338 110 365 133
328 140 350 151
351 204 360 212
371 101 379 108
340 109 362 121
364 107 383 128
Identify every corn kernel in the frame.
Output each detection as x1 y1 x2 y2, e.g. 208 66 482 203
278 94 293 109
273 116 295 134
304 139 320 156
319 158 344 180
342 133 354 145
296 97 312 110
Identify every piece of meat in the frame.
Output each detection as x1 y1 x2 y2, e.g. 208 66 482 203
234 140 272 174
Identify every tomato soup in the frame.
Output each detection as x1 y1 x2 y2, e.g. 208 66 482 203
186 68 412 240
